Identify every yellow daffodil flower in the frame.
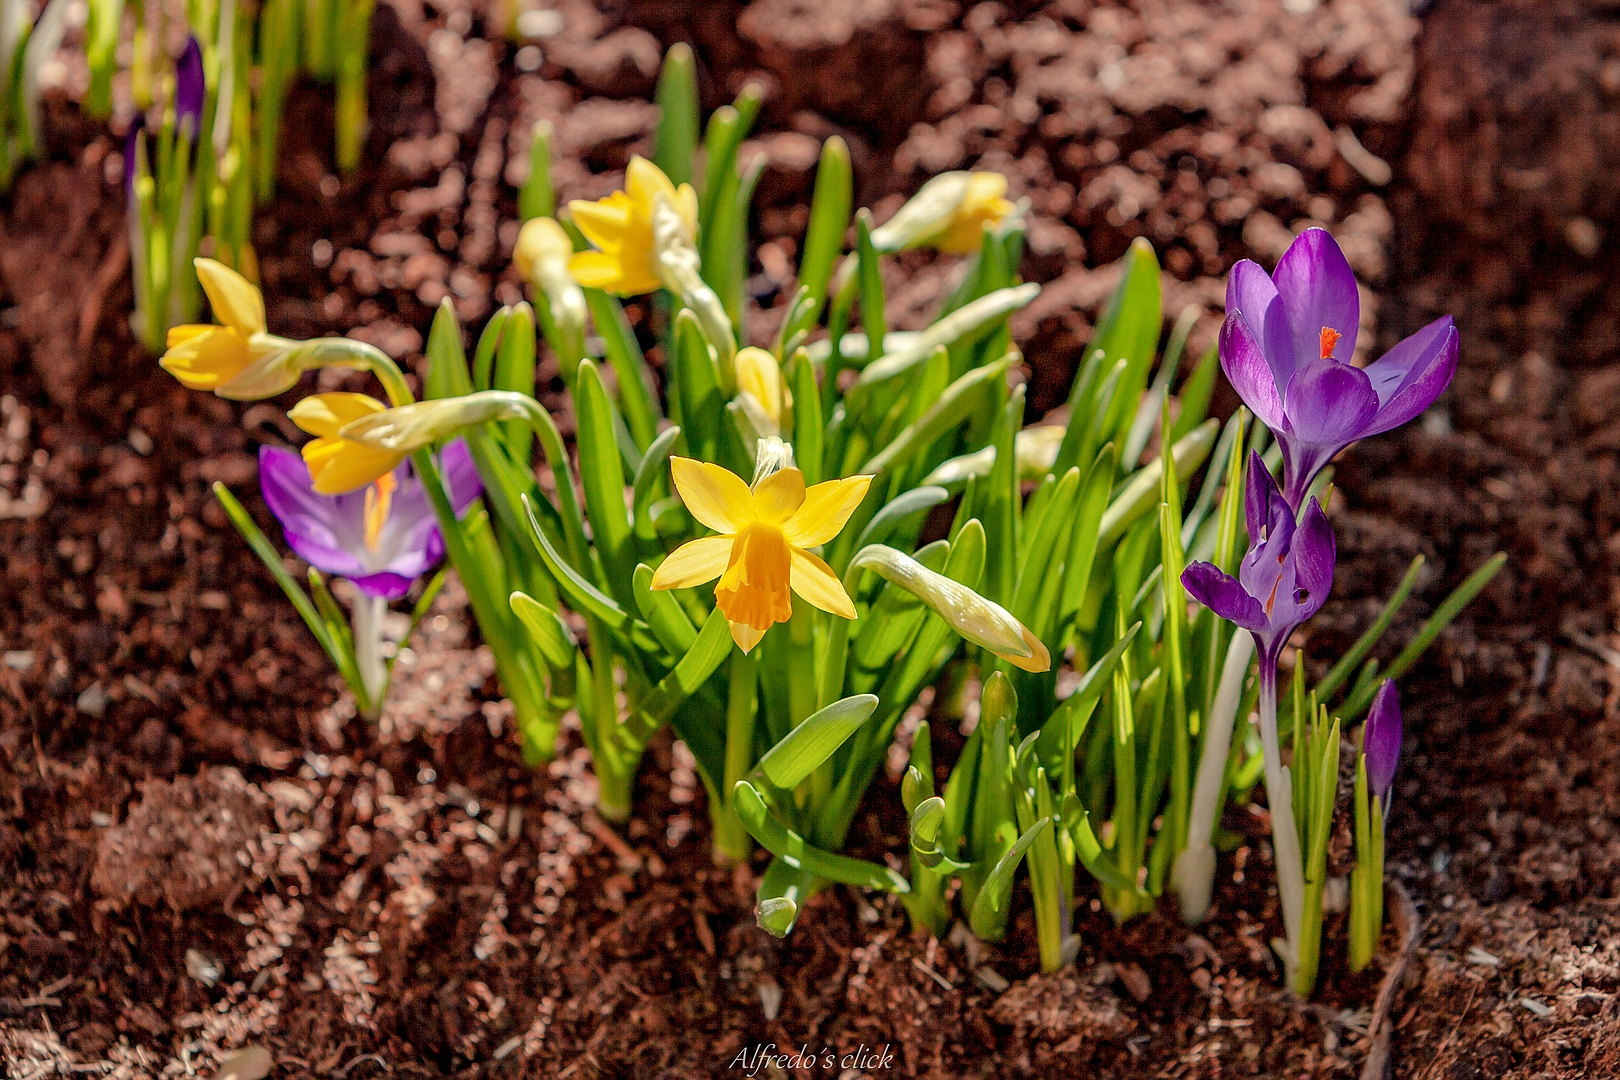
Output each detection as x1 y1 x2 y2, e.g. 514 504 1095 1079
933 172 1016 255
566 156 698 296
160 258 300 399
651 455 872 653
289 393 407 495
735 346 789 437
514 216 587 360
869 171 1017 256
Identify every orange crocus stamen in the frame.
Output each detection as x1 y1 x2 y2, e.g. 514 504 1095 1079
363 472 398 553
1319 326 1342 360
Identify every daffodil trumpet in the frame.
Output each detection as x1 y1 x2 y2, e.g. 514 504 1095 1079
650 439 872 653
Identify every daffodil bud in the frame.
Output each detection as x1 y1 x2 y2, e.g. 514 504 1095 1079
514 217 587 363
869 171 1019 256
334 390 542 452
848 544 1050 672
921 425 1066 487
735 346 788 437
650 191 736 383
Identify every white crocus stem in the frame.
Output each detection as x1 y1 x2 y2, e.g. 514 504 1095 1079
1258 660 1307 985
352 592 389 712
1173 631 1256 923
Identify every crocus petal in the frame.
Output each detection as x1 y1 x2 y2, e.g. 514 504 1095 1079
1282 358 1379 448
258 446 337 534
1361 317 1460 437
669 457 755 534
649 536 734 590
1271 228 1359 367
1226 259 1297 387
194 258 266 336
1363 680 1403 799
350 571 416 601
1243 450 1288 547
753 467 806 525
289 393 388 438
436 438 483 514
279 513 366 578
1288 497 1336 621
780 475 874 548
1182 561 1269 633
789 547 856 619
1219 314 1287 432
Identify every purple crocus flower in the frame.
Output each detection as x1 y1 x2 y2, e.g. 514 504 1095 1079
176 37 205 137
258 439 481 600
1363 679 1402 803
1222 228 1460 508
1181 451 1336 670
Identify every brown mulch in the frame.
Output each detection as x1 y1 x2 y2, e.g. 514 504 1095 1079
3 1 1619 1077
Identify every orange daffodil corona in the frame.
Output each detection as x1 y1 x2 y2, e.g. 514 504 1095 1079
651 447 872 653
566 156 698 297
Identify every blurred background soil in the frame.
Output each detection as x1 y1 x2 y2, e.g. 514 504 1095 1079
4 0 1620 1077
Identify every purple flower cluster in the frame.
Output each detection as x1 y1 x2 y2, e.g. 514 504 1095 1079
1185 226 1456 784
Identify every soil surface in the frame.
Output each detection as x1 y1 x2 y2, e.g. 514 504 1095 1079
3 1 1618 1078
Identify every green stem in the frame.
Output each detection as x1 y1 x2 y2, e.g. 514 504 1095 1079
714 649 757 863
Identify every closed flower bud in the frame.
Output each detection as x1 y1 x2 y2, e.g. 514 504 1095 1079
870 171 1018 256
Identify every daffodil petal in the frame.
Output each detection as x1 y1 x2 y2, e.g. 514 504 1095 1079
567 193 634 252
674 183 699 234
790 547 856 619
302 436 406 495
159 326 252 389
736 347 782 423
729 620 767 653
648 535 734 590
780 474 873 548
626 156 679 219
670 457 755 533
753 467 806 525
289 392 388 438
195 257 266 336
568 250 628 292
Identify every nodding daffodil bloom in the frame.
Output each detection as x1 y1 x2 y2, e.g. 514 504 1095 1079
650 445 873 653
290 393 409 495
870 171 1017 256
1362 679 1402 805
160 258 301 399
566 156 698 296
1222 227 1459 508
259 439 482 599
735 346 788 437
1180 452 1336 671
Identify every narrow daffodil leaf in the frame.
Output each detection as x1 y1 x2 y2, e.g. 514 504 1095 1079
617 606 731 753
852 486 950 552
968 816 1051 941
855 283 1040 387
1094 238 1163 452
855 209 886 363
424 299 473 399
790 349 824 486
756 857 819 938
652 43 698 188
472 305 510 392
1099 419 1218 544
574 360 638 608
584 289 661 451
518 121 553 221
797 136 852 320
1314 554 1424 704
495 303 537 460
1034 620 1141 774
510 590 578 672
908 796 969 872
1173 340 1220 444
902 720 935 813
632 563 698 656
749 693 878 793
862 349 1019 475
631 425 681 543
1068 797 1149 896
733 780 911 893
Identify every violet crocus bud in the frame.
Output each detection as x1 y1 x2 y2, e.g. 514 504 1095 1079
175 37 205 138
1363 679 1403 801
